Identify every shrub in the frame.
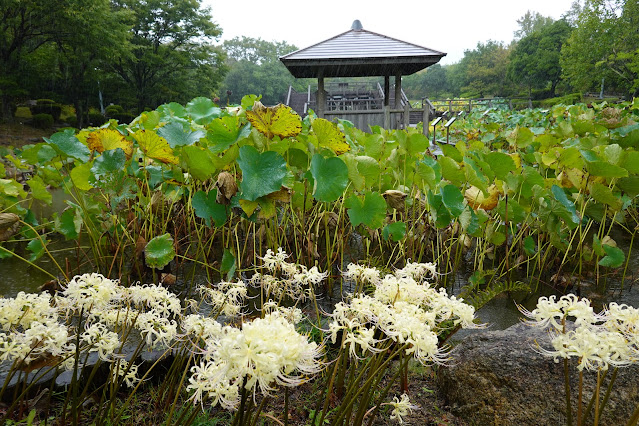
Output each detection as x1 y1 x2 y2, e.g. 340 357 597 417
105 104 125 116
87 112 106 127
31 113 54 129
30 99 62 121
538 93 583 108
111 112 136 124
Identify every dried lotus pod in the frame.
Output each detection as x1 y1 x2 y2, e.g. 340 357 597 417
383 190 408 212
215 172 238 205
0 213 21 241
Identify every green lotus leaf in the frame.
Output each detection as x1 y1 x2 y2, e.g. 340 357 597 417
415 157 441 190
182 145 216 182
523 236 537 256
92 148 126 177
207 116 251 153
221 249 236 280
158 122 205 148
70 162 94 191
345 191 386 229
586 161 628 178
21 143 57 165
186 97 221 125
356 156 381 187
622 151 639 174
342 154 364 191
310 154 349 203
27 237 46 262
439 156 465 185
589 183 622 210
551 185 580 224
55 208 82 240
26 176 52 204
44 129 91 162
382 221 406 242
145 233 175 270
484 152 516 181
617 176 639 196
441 184 465 217
192 189 227 227
237 146 287 202
157 102 187 120
287 148 309 170
427 190 452 229
599 244 624 268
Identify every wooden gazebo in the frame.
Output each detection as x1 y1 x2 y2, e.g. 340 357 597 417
280 20 446 132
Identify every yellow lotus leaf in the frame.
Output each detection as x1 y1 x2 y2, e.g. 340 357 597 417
312 118 350 155
76 129 92 144
509 153 521 169
464 185 500 211
245 101 302 139
87 129 133 159
133 130 178 164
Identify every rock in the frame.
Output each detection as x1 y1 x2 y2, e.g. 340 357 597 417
438 323 639 426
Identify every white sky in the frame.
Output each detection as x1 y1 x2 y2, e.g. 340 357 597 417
204 0 577 64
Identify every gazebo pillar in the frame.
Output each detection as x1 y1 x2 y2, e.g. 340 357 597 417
317 74 326 118
383 75 390 128
394 72 402 108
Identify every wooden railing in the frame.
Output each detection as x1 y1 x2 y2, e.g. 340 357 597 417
425 97 533 114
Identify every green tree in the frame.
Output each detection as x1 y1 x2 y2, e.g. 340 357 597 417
508 19 572 97
0 0 71 122
402 64 450 99
111 0 224 112
220 37 304 105
455 41 513 98
561 0 639 97
514 10 555 40
54 0 131 127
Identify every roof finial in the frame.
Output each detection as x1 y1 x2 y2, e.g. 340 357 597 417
351 20 363 31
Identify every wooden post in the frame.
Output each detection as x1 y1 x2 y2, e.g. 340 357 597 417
384 75 390 107
403 103 410 129
423 106 430 138
384 105 390 129
394 72 402 108
317 76 326 118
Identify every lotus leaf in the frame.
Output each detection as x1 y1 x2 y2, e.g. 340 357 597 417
599 244 625 268
207 116 251 153
237 146 287 202
589 183 622 210
157 122 205 148
312 118 350 155
441 185 465 217
186 97 221 125
70 162 94 191
87 129 133 159
192 190 227 227
310 154 349 203
92 148 126 177
382 221 406 242
134 130 178 164
145 233 175 269
181 146 216 181
246 102 302 139
484 152 516 181
26 176 52 204
345 191 386 229
45 130 91 162
55 208 82 240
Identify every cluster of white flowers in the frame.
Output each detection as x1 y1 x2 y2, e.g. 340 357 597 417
0 272 185 386
388 393 419 424
251 248 327 302
342 263 382 286
186 313 322 408
329 262 480 364
394 260 438 282
198 280 247 318
520 295 639 371
111 358 141 388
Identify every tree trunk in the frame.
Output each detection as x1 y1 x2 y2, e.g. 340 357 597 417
74 99 85 129
1 95 14 124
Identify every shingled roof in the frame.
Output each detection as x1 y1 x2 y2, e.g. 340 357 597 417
280 20 446 78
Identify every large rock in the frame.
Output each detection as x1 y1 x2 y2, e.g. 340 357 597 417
438 323 639 425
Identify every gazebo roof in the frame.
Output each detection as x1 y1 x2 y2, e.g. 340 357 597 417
280 20 446 78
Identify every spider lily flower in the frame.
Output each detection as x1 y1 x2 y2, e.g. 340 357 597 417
388 393 419 424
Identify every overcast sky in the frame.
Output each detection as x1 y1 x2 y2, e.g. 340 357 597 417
204 0 577 64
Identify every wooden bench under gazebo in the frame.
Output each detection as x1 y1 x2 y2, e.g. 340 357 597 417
280 20 446 134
